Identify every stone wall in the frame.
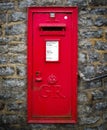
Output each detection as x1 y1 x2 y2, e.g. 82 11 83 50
0 0 107 130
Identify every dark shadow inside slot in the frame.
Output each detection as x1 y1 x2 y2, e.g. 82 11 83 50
41 27 64 31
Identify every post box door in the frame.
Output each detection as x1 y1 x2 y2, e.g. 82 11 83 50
28 7 78 123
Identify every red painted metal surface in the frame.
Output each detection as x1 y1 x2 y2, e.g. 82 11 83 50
27 7 78 123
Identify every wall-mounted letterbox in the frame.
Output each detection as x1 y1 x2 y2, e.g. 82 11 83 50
27 7 78 123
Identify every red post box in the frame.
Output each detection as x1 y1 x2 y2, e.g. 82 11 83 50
27 7 78 123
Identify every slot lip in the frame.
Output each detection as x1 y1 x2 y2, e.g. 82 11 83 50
39 23 66 28
39 23 66 35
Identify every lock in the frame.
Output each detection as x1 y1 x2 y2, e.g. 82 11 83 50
35 77 42 82
35 71 40 76
35 71 42 82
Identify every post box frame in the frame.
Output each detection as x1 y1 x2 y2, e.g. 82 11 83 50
27 7 78 123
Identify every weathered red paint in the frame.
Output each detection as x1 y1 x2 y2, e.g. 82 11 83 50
27 7 78 123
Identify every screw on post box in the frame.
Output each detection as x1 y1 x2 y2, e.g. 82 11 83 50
50 12 55 18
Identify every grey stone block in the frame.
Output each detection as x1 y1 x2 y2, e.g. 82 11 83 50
0 14 6 23
78 105 92 115
78 93 88 102
80 116 100 125
103 111 107 121
0 55 8 64
92 90 104 100
82 65 95 78
0 90 12 100
79 40 92 50
88 51 100 63
89 0 107 6
83 80 102 89
94 17 107 27
7 102 25 111
104 54 107 62
96 65 105 75
9 44 26 53
79 53 87 63
67 0 88 7
95 41 107 50
0 37 10 45
5 24 26 35
0 2 14 11
9 12 26 22
80 29 103 38
0 114 20 124
9 54 26 64
91 8 107 15
97 125 105 130
94 102 107 110
0 45 8 54
19 0 35 8
3 79 26 88
0 67 14 76
16 66 26 76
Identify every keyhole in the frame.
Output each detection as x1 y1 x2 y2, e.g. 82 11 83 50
36 71 40 76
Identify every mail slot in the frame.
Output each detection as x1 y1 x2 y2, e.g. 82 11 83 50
39 24 66 35
27 7 78 123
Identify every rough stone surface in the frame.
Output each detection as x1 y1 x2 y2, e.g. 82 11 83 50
0 45 8 53
79 116 100 125
79 53 86 63
78 93 88 103
0 55 8 64
96 65 105 75
94 17 107 27
0 14 6 23
94 102 107 110
0 90 12 100
0 27 2 36
8 44 26 53
9 12 26 22
0 67 14 76
95 41 107 50
16 66 26 76
79 40 92 50
89 0 107 6
78 105 92 115
7 102 25 111
84 128 97 130
0 0 107 130
92 90 104 100
9 54 26 64
0 37 10 44
5 24 26 35
0 114 24 124
0 102 5 110
0 2 14 11
19 0 36 8
91 8 107 15
103 111 107 122
67 0 88 7
81 65 95 78
3 79 26 88
80 29 103 38
104 53 107 62
83 80 102 89
88 51 100 63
